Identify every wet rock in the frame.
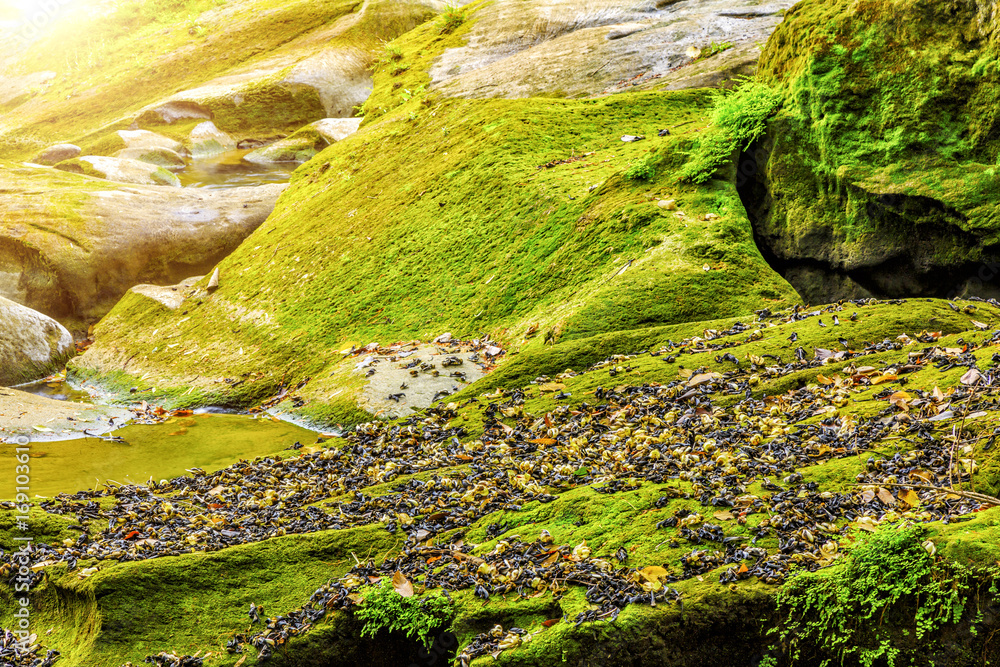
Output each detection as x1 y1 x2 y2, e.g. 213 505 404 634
55 155 181 187
187 121 236 159
0 296 73 386
31 143 81 166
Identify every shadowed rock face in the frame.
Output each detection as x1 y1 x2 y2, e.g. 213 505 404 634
428 0 798 98
0 163 285 331
0 295 73 385
740 0 1000 304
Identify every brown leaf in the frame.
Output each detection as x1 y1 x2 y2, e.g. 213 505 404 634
539 382 567 392
639 565 668 582
871 373 898 385
542 619 560 628
898 489 921 508
713 510 734 521
816 374 834 385
541 551 560 567
529 438 557 445
392 571 414 597
876 487 897 506
971 319 990 330
860 489 876 504
737 563 749 574
687 372 721 388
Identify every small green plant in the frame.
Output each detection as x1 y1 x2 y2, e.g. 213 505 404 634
438 3 466 34
624 153 658 181
374 41 404 72
700 41 734 59
676 76 782 183
185 14 206 36
354 579 453 649
766 525 979 667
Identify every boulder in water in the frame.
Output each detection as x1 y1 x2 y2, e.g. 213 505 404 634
188 121 236 158
243 117 362 164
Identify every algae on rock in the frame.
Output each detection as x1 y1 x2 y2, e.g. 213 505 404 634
744 0 1000 303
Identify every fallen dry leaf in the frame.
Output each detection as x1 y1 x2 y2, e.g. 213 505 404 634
392 571 414 597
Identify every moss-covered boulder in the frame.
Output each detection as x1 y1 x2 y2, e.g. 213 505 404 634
72 90 799 420
744 0 1000 303
115 147 187 170
31 143 81 165
0 162 285 331
0 295 72 385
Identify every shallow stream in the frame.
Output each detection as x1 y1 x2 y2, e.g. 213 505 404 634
176 148 297 189
1 412 317 498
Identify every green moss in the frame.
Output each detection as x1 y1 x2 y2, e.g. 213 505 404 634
750 0 1000 283
0 524 400 667
360 0 482 121
76 90 798 418
767 523 999 667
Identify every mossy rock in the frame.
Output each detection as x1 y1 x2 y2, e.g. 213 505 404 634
745 0 1000 303
0 161 284 331
73 90 799 420
0 295 73 385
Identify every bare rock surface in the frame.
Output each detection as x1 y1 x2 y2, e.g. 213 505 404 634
429 0 796 98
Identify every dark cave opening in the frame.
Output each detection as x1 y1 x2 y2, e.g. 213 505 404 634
734 141 1000 305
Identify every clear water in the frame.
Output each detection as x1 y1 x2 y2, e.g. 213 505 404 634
176 148 297 189
16 378 94 403
1 413 318 498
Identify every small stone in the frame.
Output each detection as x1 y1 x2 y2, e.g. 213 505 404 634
657 199 677 210
620 135 645 142
704 213 719 221
434 332 453 344
207 267 220 291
